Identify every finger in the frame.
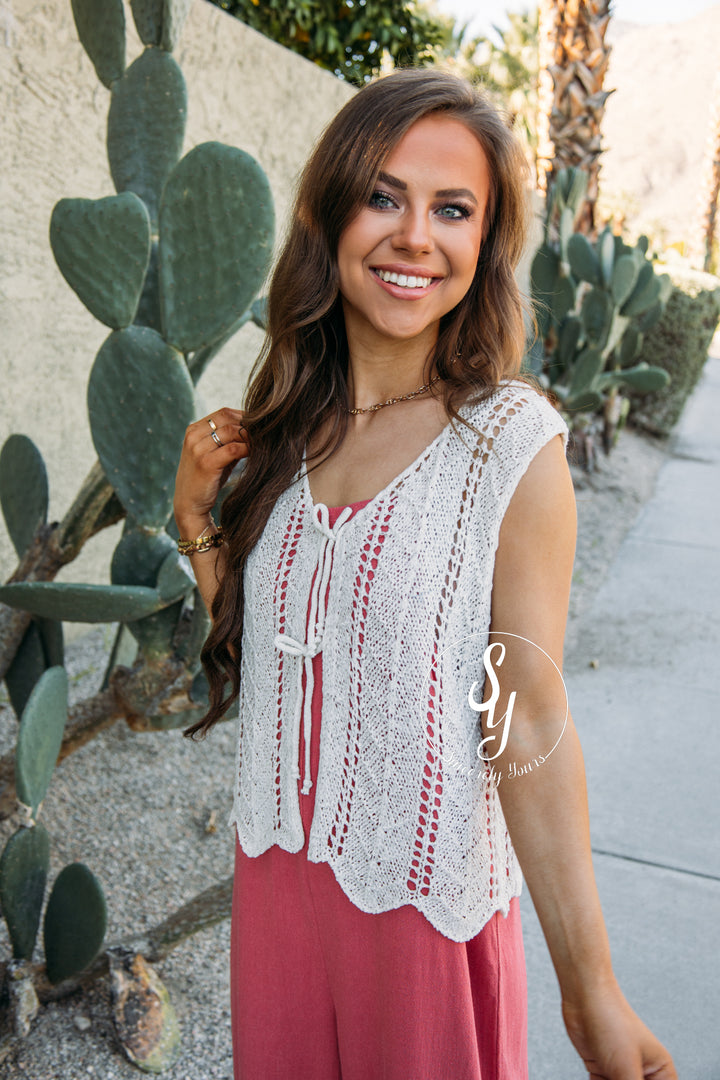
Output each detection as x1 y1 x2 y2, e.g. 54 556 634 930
187 408 246 441
198 443 246 471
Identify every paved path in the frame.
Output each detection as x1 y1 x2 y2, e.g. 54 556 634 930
523 350 720 1078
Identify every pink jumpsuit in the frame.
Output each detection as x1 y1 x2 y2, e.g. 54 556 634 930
230 499 528 1079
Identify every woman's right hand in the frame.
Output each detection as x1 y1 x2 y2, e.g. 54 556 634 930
173 408 249 537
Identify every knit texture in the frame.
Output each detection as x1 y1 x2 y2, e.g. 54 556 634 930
228 379 569 942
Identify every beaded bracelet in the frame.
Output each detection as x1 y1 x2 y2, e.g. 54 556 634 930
177 520 225 557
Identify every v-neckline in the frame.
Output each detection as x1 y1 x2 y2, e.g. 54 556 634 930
301 408 462 519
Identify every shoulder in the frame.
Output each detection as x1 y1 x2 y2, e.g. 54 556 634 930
457 378 569 460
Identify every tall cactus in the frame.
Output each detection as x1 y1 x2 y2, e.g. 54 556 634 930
0 0 274 1061
528 167 672 465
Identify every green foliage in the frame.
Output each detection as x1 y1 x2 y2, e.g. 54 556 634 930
527 167 672 449
44 863 108 984
0 435 48 560
50 194 152 329
15 666 68 820
628 264 720 435
208 0 453 86
0 825 50 961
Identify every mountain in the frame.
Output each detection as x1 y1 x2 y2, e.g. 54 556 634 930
599 5 720 249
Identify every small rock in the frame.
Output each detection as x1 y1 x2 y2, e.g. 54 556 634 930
589 658 599 669
108 948 182 1071
74 1014 92 1032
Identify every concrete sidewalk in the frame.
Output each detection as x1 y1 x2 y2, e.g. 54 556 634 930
523 350 720 1078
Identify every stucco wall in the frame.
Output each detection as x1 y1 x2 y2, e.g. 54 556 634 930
0 0 354 635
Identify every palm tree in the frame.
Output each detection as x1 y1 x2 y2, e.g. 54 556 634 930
537 0 613 236
696 69 720 273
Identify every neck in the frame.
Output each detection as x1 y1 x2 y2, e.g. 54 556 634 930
345 329 440 413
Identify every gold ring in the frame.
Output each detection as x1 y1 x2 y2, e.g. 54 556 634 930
207 417 218 432
210 430 223 447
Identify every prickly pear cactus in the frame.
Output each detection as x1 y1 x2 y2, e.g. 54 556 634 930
0 435 48 559
527 166 672 452
0 0 275 1047
50 193 152 329
87 326 196 528
0 825 50 960
43 863 108 985
15 666 68 820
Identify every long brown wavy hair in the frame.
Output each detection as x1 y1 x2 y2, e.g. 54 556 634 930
184 67 531 739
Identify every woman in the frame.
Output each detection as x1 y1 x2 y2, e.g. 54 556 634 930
173 69 676 1080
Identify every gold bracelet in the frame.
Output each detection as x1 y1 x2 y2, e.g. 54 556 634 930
177 521 225 556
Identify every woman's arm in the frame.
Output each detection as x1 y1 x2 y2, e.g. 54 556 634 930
487 433 676 1080
173 408 249 616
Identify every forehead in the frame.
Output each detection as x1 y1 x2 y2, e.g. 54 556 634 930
381 114 490 191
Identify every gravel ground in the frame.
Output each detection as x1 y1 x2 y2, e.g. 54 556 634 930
0 423 669 1079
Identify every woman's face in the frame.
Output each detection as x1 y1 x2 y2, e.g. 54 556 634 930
337 113 491 355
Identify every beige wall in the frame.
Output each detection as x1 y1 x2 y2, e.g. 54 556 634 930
0 0 353 636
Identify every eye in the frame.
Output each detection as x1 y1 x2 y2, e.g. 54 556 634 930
436 203 472 221
368 189 397 210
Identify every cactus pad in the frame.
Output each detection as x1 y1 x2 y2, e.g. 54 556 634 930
567 233 601 286
15 666 68 819
112 526 190 657
71 0 125 89
0 582 170 623
43 863 107 985
4 622 46 721
0 825 50 960
159 142 275 352
87 326 196 528
130 0 193 51
0 434 49 559
581 287 613 348
50 194 151 330
605 363 670 392
569 349 604 397
107 49 187 225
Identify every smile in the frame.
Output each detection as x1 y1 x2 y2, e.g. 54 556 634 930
375 267 436 289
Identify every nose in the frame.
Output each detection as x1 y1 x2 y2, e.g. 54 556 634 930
391 206 434 255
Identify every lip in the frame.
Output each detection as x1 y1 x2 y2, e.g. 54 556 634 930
370 265 443 301
371 263 441 279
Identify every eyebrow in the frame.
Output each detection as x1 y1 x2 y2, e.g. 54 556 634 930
377 170 478 206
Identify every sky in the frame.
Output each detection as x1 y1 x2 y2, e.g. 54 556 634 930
434 0 720 39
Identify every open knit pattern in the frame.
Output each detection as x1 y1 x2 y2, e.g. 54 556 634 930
228 380 569 942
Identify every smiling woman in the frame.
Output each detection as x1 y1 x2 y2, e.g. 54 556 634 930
172 69 677 1080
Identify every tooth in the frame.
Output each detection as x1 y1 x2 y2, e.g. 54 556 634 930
407 276 417 288
397 274 408 286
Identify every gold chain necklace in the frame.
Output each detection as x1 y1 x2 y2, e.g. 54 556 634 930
345 373 442 415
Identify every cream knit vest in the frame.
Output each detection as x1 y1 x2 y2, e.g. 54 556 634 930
227 379 569 942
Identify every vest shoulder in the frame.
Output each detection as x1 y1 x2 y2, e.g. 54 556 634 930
458 380 567 440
